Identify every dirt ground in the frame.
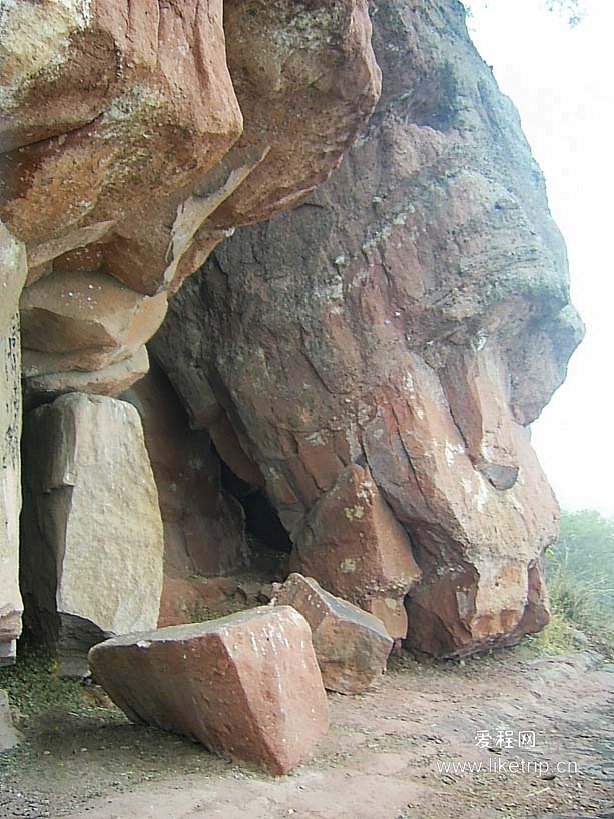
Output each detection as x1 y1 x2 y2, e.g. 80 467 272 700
0 642 612 819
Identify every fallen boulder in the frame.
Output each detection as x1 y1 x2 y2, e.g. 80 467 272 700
273 573 393 694
89 606 328 774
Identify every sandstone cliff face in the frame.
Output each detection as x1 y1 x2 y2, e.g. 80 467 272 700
0 223 26 664
0 0 380 659
154 0 583 655
0 0 581 663
0 0 380 397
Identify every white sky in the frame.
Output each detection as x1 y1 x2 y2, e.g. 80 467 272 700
466 0 614 515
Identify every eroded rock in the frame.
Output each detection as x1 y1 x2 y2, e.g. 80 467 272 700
121 362 249 625
23 345 150 405
273 573 393 694
153 0 583 656
1 0 380 398
89 606 329 774
289 465 420 639
0 222 26 664
20 270 167 397
21 393 164 676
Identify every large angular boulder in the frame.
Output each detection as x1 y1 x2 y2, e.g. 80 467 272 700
0 0 242 261
0 222 27 665
289 465 421 639
273 573 393 694
89 606 329 774
153 0 583 657
21 393 164 676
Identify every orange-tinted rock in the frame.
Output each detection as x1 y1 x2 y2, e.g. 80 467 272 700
290 465 420 639
274 573 393 694
20 270 167 375
209 0 381 228
23 345 150 404
121 362 248 623
0 0 242 257
88 606 329 774
156 575 240 630
1 0 381 399
154 0 583 657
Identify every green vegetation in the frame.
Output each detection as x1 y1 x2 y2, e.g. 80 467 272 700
463 0 586 27
542 509 614 655
0 639 90 719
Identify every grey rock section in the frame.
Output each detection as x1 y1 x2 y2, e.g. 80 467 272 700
21 393 164 676
0 221 27 665
0 689 22 751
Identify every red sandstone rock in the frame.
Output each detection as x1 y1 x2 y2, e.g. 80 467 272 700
273 573 393 694
0 0 380 399
23 346 150 403
153 0 583 657
0 0 242 260
209 0 381 228
88 606 329 774
289 465 421 639
19 270 167 390
121 363 248 626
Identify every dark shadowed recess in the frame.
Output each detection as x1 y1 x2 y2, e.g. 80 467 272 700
218 456 292 554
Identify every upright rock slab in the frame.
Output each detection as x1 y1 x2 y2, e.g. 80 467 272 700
89 606 329 774
0 222 27 665
21 393 164 676
274 573 393 694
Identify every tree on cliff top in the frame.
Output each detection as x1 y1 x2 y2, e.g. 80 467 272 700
463 0 586 27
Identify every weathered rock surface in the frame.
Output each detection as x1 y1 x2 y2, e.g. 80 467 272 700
0 222 26 665
89 606 329 774
153 0 583 657
273 573 393 694
23 345 150 405
289 465 420 639
21 393 164 676
19 269 167 400
121 362 249 625
0 689 21 751
0 0 380 396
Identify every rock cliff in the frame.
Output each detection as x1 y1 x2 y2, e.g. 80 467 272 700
152 0 584 654
0 0 582 664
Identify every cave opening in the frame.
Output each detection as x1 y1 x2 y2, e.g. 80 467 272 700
218 456 292 557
